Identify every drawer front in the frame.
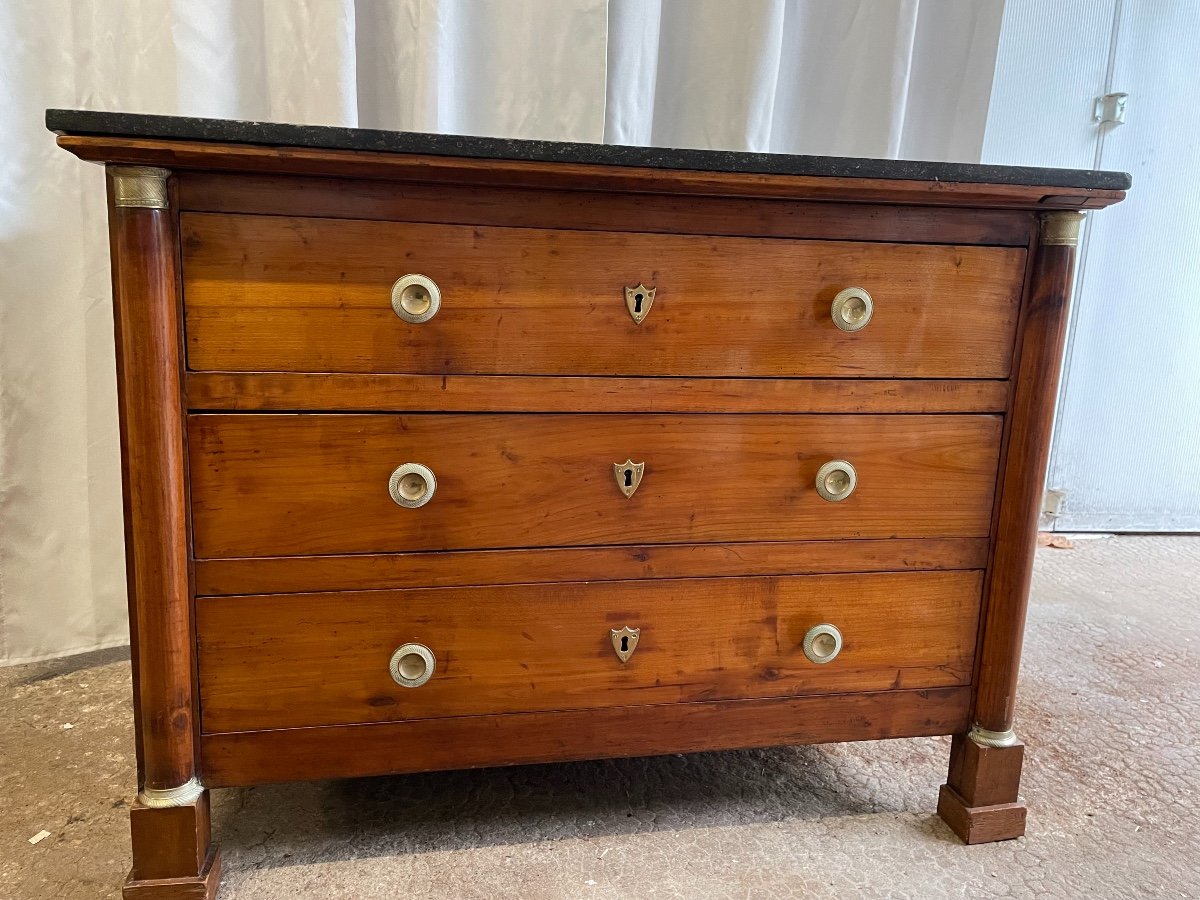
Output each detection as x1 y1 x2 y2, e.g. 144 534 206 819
197 571 983 732
188 413 1003 558
182 213 1024 377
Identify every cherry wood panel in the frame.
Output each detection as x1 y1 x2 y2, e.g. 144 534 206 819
946 733 1025 809
127 799 215 886
176 173 1036 246
122 844 220 900
182 214 1025 377
197 571 981 731
193 537 989 596
59 135 1127 209
939 732 1028 842
201 685 971 786
105 184 198 796
937 786 1027 845
966 234 1039 698
184 373 1010 414
974 216 1081 734
188 413 1003 558
106 173 218 899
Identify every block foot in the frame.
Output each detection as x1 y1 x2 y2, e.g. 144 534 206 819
937 730 1027 844
123 844 220 899
937 784 1027 843
122 790 220 898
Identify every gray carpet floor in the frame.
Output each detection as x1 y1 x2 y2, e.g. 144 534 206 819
2 536 1198 898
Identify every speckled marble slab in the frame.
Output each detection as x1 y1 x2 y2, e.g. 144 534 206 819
47 108 1131 191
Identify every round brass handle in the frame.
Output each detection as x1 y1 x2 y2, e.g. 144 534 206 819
391 274 441 323
831 287 873 332
389 462 436 508
815 459 857 502
389 643 435 687
803 624 843 664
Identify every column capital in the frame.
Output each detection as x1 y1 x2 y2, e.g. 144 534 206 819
109 165 171 209
1041 210 1084 246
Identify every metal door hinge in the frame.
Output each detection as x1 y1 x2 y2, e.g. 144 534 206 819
1093 92 1128 126
1041 489 1066 522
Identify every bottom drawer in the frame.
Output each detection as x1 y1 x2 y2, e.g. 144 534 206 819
197 570 982 733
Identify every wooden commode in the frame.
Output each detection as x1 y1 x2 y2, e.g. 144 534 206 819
49 109 1128 898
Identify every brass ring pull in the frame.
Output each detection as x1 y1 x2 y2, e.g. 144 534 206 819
815 459 857 502
803 624 843 664
391 274 441 323
389 462 436 508
831 287 873 332
389 643 435 687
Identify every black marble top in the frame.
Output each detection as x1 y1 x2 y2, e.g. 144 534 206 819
47 109 1131 191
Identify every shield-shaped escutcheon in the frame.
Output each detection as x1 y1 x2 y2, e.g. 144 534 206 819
613 460 645 498
624 283 656 324
611 626 641 663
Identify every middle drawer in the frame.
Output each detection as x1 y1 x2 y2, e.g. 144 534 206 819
189 413 1002 558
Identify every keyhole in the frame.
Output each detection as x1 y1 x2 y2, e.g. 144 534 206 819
634 293 643 312
620 635 629 652
624 469 633 486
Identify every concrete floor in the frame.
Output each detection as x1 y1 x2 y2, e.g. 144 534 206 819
2 536 1198 899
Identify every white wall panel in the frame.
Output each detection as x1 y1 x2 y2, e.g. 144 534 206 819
985 0 1200 532
1049 0 1200 531
982 0 1116 171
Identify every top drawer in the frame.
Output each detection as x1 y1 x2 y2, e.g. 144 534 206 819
182 214 1025 378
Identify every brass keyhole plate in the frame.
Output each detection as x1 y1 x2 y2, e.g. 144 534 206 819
613 459 645 498
624 283 656 325
611 626 641 663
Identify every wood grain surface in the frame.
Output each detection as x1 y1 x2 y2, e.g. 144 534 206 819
188 413 1003 557
106 173 218 897
974 223 1080 733
175 172 1037 246
105 189 198 795
181 213 1025 377
184 373 1011 414
197 570 982 731
193 537 989 596
201 685 973 786
58 134 1127 209
937 785 1028 844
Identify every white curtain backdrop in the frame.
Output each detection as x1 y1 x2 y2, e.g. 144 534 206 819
0 0 1004 664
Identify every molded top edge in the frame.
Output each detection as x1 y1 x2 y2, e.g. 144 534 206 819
47 109 1131 192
